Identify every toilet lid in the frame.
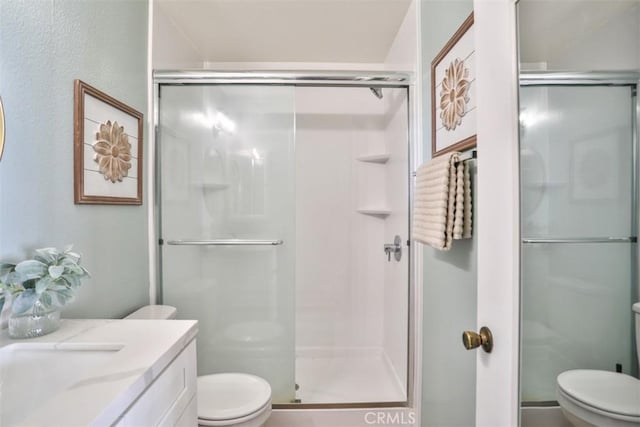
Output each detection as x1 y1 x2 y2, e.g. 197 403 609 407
557 370 640 417
198 373 272 421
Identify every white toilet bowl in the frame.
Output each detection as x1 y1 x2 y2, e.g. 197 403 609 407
556 303 640 426
125 306 273 427
197 373 272 427
557 370 640 426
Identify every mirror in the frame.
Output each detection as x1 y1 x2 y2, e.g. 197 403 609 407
516 1 640 426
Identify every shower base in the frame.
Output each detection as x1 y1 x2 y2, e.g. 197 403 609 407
294 347 406 404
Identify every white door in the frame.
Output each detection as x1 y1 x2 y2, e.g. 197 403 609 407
474 0 521 425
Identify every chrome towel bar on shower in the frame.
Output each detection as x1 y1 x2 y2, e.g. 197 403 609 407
522 237 637 244
166 239 284 246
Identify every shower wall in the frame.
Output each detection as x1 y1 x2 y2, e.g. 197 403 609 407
295 87 386 350
294 86 408 402
382 87 409 389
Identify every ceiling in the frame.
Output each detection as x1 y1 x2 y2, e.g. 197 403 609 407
518 0 639 65
155 0 412 64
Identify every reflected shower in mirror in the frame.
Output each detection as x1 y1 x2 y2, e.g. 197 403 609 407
517 1 640 427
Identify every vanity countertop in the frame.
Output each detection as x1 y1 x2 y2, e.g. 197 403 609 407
0 319 198 427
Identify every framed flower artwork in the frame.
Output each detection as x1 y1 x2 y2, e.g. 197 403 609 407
431 12 476 158
74 80 143 205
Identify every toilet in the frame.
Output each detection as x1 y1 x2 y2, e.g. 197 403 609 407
556 303 640 426
197 373 271 427
126 305 273 427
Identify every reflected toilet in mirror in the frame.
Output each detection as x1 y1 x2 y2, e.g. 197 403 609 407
516 1 640 426
556 303 640 427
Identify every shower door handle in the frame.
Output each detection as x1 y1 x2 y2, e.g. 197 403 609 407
166 239 284 246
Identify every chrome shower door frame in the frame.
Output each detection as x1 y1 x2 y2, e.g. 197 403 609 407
517 71 640 408
151 70 419 411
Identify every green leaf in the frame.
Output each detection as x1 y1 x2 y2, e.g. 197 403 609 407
47 282 69 291
0 263 16 284
52 291 67 307
4 271 22 285
33 247 59 264
59 288 76 304
12 289 38 314
35 276 55 294
49 288 75 308
63 250 80 264
39 291 53 309
48 265 64 279
0 263 16 275
62 275 81 289
15 260 47 281
62 263 82 275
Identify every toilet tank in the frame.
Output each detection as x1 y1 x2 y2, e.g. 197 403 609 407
125 305 177 320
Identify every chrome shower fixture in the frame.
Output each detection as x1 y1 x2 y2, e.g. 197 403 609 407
369 87 383 99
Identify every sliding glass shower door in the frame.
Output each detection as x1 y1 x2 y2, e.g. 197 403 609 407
158 85 296 403
519 83 637 402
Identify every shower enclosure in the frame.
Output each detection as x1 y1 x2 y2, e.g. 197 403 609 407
154 71 413 407
519 72 639 404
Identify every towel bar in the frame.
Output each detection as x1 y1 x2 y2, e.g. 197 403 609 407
166 239 284 246
412 150 476 177
522 237 637 244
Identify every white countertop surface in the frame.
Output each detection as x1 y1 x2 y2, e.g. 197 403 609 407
0 319 198 427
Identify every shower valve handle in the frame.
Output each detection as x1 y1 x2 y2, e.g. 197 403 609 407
383 236 402 262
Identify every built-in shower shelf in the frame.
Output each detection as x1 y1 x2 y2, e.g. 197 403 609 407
356 208 391 217
356 154 390 164
196 183 230 191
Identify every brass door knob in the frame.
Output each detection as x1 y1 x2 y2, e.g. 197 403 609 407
462 326 493 353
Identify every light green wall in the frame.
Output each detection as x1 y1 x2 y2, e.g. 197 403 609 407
420 1 476 426
0 0 149 318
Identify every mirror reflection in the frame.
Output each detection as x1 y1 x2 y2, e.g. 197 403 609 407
517 1 640 426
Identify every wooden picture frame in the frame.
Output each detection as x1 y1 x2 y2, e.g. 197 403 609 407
74 80 143 205
431 12 476 158
570 129 622 202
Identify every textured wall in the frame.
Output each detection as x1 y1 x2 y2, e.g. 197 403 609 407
0 0 149 318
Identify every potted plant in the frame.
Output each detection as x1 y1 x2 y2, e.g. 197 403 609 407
0 246 89 338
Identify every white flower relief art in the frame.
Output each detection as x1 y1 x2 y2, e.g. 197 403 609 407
93 120 132 183
439 58 471 131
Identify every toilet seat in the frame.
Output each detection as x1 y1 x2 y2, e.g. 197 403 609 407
197 373 272 426
557 370 640 424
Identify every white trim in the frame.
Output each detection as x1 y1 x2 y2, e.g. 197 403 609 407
412 1 424 425
202 62 388 71
147 0 157 304
474 0 521 426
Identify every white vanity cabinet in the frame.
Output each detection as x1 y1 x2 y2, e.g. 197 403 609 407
0 320 198 427
114 340 198 427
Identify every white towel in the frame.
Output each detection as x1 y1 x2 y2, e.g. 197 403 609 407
413 152 472 250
